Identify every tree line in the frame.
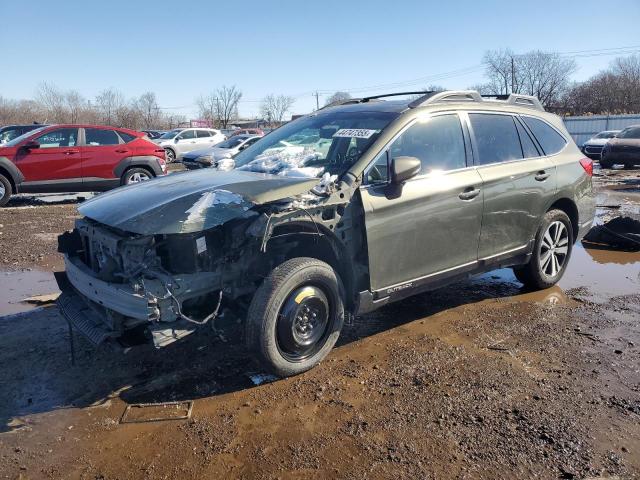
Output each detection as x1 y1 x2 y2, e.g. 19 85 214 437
1 51 639 129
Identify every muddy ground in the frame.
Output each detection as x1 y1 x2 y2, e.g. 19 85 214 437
0 166 639 479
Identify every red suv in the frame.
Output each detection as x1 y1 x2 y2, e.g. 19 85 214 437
0 124 167 206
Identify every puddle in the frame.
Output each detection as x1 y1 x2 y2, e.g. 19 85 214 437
0 270 60 316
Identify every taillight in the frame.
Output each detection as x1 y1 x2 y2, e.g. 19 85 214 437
579 157 593 177
158 157 167 174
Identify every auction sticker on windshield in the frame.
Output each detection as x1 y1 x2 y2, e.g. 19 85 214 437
332 129 377 139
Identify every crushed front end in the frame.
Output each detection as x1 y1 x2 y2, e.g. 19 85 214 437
56 217 232 348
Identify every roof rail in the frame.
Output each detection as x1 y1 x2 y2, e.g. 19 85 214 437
409 90 545 111
320 91 435 110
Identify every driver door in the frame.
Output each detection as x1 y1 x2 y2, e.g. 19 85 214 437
15 127 82 183
359 113 483 293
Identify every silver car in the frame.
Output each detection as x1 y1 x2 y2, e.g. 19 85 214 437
154 127 226 162
181 134 262 170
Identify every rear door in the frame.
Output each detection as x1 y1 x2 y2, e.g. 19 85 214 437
80 127 131 182
15 127 81 182
360 113 484 292
196 129 216 147
467 112 556 260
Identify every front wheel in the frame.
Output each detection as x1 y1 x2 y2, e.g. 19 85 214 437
0 173 12 207
513 210 573 290
599 152 613 169
246 257 344 377
164 148 176 163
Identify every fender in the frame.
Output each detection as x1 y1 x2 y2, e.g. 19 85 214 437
0 156 25 186
113 156 163 178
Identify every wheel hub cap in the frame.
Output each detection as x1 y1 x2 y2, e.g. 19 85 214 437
0 184 5 197
539 221 569 277
128 172 150 184
277 285 330 361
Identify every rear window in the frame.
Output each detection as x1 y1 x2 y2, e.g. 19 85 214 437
618 126 640 139
469 113 523 165
515 119 540 158
118 131 136 143
85 128 120 146
197 130 212 138
522 116 567 155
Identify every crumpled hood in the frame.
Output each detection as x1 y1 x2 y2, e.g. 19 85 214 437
79 169 319 235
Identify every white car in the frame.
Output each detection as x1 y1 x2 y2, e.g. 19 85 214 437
181 134 262 170
154 128 226 162
581 130 620 160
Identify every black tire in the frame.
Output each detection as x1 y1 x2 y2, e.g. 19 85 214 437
121 167 153 186
599 154 613 169
164 148 176 163
246 257 344 377
0 173 12 207
513 209 574 290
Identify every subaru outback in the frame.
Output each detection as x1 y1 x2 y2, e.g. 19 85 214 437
56 91 595 377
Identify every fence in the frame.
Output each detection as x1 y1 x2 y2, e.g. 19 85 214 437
562 114 640 146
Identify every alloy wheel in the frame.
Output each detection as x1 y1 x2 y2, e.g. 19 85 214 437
0 183 5 198
539 220 569 277
127 172 151 184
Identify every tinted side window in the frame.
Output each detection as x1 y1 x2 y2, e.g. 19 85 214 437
196 130 212 138
85 128 120 146
388 114 466 174
522 116 567 155
515 120 540 158
179 130 196 140
469 114 523 165
619 126 640 139
35 128 78 148
117 131 136 143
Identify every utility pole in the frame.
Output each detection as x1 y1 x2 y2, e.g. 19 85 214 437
511 57 515 94
313 91 320 110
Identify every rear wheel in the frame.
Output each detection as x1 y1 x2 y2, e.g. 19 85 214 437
121 167 153 186
0 174 12 207
513 210 573 290
246 257 344 377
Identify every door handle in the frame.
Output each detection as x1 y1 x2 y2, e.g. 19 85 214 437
535 171 550 181
115 149 129 153
459 187 481 200
63 149 79 155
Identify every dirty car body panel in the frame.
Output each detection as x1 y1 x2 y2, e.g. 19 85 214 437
56 91 595 372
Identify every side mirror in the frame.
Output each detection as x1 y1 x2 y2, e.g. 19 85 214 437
22 140 40 150
390 156 421 184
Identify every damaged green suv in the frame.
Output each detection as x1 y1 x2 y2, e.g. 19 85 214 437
56 90 595 377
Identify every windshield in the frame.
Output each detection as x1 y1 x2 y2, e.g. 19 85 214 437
216 137 246 149
158 129 182 140
594 131 618 139
233 110 398 178
4 126 47 147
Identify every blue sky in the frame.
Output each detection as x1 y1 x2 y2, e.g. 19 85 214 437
1 0 639 119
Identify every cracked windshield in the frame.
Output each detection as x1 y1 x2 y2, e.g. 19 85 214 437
233 110 399 178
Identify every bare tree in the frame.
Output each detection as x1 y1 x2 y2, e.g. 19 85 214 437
560 53 640 115
65 90 86 123
211 85 242 128
136 92 161 128
324 91 351 106
196 93 218 127
95 88 125 125
481 49 576 106
36 82 67 123
260 94 295 126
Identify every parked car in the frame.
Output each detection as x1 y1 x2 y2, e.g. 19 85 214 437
0 124 48 145
600 125 640 169
141 129 166 139
154 128 226 162
181 135 263 170
230 128 265 137
581 130 620 160
0 124 166 206
56 90 594 378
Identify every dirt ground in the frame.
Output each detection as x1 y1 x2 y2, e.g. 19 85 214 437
0 166 639 479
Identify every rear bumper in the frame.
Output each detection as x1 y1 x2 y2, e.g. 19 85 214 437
577 218 594 242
